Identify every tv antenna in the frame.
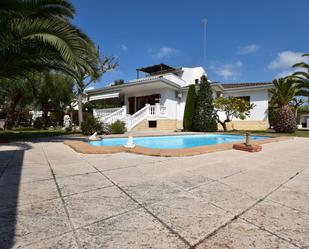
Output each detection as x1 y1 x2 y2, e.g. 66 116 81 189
201 18 208 67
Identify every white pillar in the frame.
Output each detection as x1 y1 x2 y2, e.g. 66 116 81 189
155 103 160 116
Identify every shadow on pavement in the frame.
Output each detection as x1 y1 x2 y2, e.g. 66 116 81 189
0 143 31 249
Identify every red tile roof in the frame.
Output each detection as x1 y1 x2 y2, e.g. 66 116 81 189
222 82 273 89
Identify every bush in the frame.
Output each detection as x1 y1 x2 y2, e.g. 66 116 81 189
109 120 126 134
183 85 197 131
80 116 102 135
33 117 44 129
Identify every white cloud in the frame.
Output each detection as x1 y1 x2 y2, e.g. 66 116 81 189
268 51 308 70
121 44 128 52
210 61 243 80
151 47 180 59
268 51 308 78
85 86 94 91
237 44 260 55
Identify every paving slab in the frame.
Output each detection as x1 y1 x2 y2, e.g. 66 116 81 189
0 199 71 249
22 232 79 249
0 179 59 209
83 152 165 171
50 162 97 177
190 181 259 214
242 200 309 248
147 192 234 245
268 185 309 214
56 172 113 196
122 179 183 206
0 164 53 186
220 169 289 197
77 208 187 249
63 186 139 228
162 169 213 190
103 162 169 185
196 219 298 249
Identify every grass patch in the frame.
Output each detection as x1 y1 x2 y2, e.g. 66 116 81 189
227 129 309 138
0 128 81 141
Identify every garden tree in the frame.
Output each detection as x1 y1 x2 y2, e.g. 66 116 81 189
269 78 301 133
0 0 99 83
31 72 74 127
0 78 34 127
183 85 197 130
291 54 309 104
193 75 217 132
213 97 255 132
75 56 118 125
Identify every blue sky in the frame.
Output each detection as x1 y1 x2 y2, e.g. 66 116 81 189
72 0 309 88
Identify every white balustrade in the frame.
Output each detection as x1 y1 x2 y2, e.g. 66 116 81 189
94 104 167 131
129 104 150 129
93 108 121 119
149 105 156 116
103 106 126 124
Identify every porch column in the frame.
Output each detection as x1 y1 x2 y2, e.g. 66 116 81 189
122 105 127 116
155 103 160 116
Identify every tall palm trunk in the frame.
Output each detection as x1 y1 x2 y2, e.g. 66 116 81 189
77 87 84 126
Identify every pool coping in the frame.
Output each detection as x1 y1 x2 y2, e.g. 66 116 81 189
64 135 292 157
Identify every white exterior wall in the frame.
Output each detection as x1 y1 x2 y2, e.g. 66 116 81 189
222 90 269 121
177 67 206 86
177 91 187 120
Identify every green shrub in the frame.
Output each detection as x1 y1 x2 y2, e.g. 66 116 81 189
33 117 44 129
109 120 126 134
183 85 197 131
81 116 102 135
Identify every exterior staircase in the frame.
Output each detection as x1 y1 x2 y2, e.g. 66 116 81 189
93 104 166 131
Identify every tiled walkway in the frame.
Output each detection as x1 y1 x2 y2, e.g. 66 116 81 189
0 137 309 248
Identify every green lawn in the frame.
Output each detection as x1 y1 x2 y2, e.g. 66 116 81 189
228 129 309 138
0 128 81 141
1 128 309 141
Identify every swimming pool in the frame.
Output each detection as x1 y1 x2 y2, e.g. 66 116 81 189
89 134 268 149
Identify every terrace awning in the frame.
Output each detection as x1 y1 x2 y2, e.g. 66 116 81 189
88 92 119 101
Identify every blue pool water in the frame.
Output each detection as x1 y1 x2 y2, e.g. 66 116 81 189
89 134 268 149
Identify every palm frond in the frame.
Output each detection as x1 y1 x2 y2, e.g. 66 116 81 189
0 0 75 20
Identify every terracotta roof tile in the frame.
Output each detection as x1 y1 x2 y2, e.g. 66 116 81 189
222 82 272 89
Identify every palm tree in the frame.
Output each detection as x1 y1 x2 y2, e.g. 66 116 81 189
269 78 301 133
0 0 99 80
292 54 309 104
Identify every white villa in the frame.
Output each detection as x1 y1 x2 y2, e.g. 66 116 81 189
86 63 273 131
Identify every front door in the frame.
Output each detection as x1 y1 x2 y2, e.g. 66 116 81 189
128 97 136 115
136 94 160 111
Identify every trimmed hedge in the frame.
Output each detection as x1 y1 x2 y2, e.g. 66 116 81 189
193 75 218 132
183 85 197 131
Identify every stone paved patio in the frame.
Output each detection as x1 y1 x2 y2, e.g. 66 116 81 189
0 137 309 249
